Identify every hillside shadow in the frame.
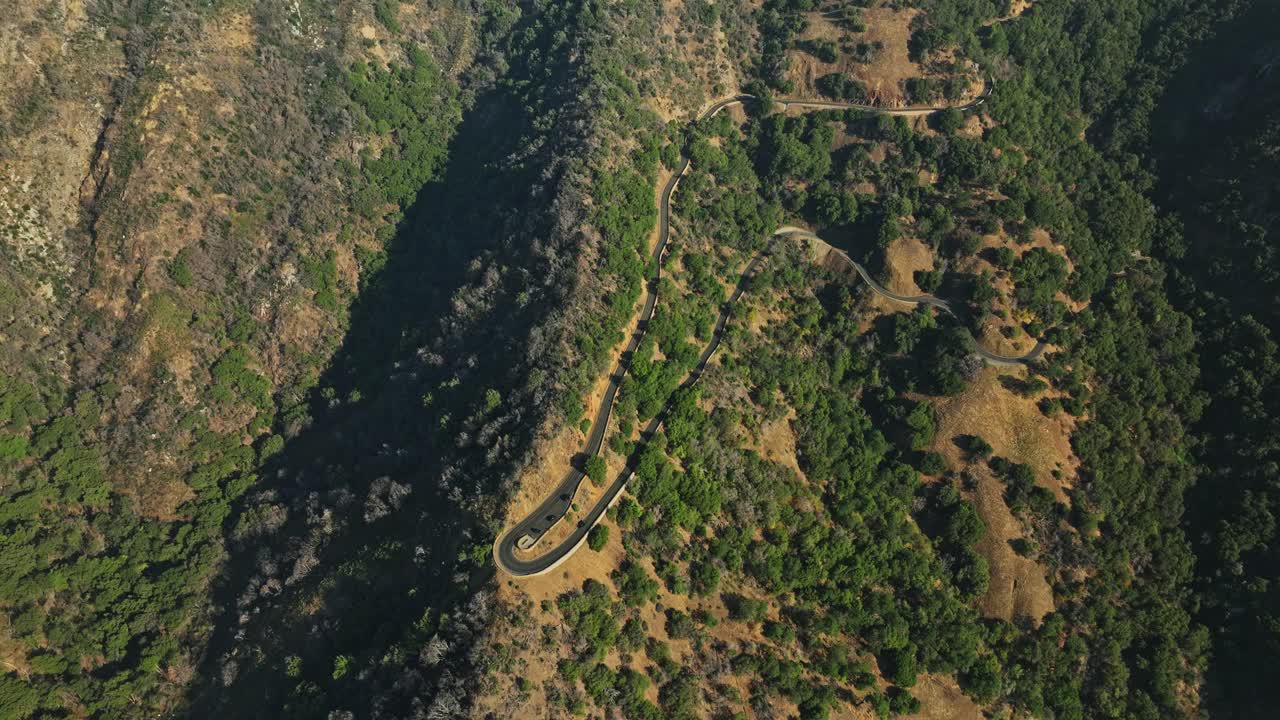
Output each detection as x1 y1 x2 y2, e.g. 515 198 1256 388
186 58 583 719
1145 2 1280 716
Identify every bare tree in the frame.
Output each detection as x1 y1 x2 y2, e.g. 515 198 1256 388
420 635 450 667
959 353 984 380
364 476 413 523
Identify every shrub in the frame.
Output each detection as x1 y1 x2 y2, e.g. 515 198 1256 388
725 594 768 623
800 39 839 63
918 451 948 475
587 524 609 551
915 268 944 292
169 248 194 287
373 0 401 32
332 654 352 679
585 455 607 485
906 401 936 450
612 562 659 606
816 73 868 102
959 434 993 459
665 609 696 639
935 108 965 134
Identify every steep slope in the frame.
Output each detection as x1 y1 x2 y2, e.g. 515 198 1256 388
1148 2 1280 715
0 0 619 715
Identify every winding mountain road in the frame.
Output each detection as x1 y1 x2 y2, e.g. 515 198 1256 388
494 78 1038 577
775 226 1046 366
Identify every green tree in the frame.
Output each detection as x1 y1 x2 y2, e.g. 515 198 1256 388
587 524 609 552
585 455 608 485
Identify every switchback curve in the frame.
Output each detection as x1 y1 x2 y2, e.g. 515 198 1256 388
495 77 1029 577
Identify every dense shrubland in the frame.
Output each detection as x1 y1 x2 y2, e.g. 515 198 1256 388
1141 2 1280 715
189 0 672 716
0 1 377 715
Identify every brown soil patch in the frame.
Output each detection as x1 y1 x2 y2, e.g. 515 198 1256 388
830 703 881 720
927 368 1073 624
969 463 1055 624
749 408 807 484
974 319 1040 357
1024 227 1089 315
116 458 196 521
0 620 31 679
931 368 1075 499
957 113 985 138
986 0 1036 25
912 674 985 720
883 235 934 295
1026 227 1074 273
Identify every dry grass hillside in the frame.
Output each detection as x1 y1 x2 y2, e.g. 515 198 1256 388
883 235 936 295
788 7 920 106
789 167 1071 628
786 5 980 106
929 367 1077 624
912 674 985 720
806 222 1068 629
1 1 125 377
